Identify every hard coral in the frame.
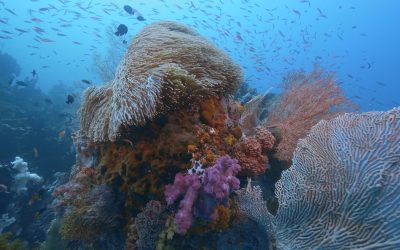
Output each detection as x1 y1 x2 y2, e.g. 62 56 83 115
80 21 243 142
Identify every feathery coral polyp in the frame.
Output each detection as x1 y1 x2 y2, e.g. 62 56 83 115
80 21 243 142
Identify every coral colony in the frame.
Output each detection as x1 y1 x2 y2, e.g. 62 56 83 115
11 156 42 194
19 21 399 248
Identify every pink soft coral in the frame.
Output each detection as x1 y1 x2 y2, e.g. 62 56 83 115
164 155 241 234
164 173 201 234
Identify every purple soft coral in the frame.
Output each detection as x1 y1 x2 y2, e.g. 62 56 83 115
164 173 201 234
164 155 241 234
203 156 241 199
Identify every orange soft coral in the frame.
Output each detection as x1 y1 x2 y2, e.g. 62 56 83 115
199 98 227 128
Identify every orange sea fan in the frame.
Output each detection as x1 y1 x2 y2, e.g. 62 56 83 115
264 67 355 162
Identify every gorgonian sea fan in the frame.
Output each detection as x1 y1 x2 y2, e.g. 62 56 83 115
264 68 353 162
238 107 400 249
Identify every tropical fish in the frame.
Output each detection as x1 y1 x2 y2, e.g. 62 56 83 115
123 5 135 15
59 130 66 139
137 15 146 21
115 24 128 36
5 8 17 16
81 79 91 84
66 94 74 104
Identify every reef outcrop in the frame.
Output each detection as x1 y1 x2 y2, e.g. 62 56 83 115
80 21 243 142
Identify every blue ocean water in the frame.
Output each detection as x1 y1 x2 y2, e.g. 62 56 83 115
0 0 399 249
1 0 398 110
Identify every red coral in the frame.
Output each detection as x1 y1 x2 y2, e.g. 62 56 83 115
255 127 275 154
265 68 354 162
234 137 268 176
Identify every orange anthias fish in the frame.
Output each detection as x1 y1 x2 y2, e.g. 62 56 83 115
59 130 66 139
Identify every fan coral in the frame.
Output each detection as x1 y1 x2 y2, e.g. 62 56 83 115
238 107 400 249
264 67 353 162
80 21 243 142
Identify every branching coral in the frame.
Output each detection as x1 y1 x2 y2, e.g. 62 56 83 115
80 21 243 142
165 156 241 234
264 67 353 162
237 107 400 249
165 173 202 234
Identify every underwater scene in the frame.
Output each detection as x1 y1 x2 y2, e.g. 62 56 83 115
0 0 399 249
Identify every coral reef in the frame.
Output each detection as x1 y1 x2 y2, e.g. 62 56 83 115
11 157 42 194
56 183 122 242
80 21 243 142
237 107 400 249
263 67 353 162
